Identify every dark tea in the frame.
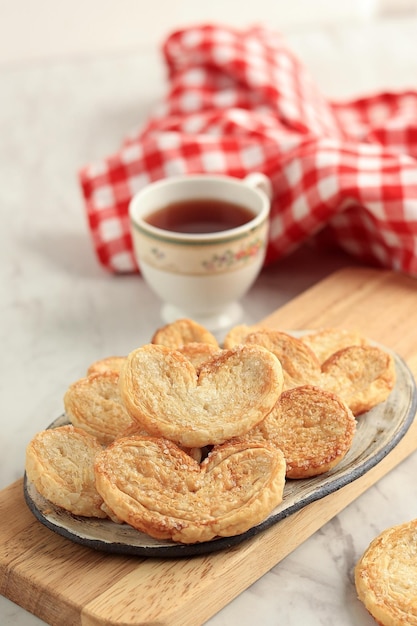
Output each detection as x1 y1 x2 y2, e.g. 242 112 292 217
144 198 255 234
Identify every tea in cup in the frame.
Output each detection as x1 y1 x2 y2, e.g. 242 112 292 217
129 173 272 332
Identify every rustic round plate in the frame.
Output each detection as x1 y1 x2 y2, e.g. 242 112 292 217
24 343 417 558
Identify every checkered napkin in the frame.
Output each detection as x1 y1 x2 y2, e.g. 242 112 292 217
79 24 417 275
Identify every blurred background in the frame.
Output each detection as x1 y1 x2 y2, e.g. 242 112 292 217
0 0 415 66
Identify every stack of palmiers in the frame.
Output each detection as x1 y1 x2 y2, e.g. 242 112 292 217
25 319 396 545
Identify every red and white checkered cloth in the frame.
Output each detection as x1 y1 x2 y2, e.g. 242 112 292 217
79 24 417 275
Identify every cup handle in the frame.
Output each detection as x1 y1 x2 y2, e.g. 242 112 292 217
243 172 273 201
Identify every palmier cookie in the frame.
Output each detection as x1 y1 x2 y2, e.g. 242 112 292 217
223 324 257 349
87 356 126 376
118 421 203 463
119 343 284 448
177 342 222 370
243 329 322 390
151 318 219 349
234 385 356 479
300 328 368 364
320 345 396 416
64 371 133 445
94 436 286 543
355 519 417 625
25 425 106 518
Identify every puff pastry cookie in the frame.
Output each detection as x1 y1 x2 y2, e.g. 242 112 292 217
243 329 322 390
320 345 396 416
25 425 106 518
223 323 256 349
24 319 399 547
119 343 284 447
300 328 368 363
119 421 203 463
151 318 219 348
355 519 417 625
64 371 133 445
177 342 222 370
94 436 286 543
234 385 356 478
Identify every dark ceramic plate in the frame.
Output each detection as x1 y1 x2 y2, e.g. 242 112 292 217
24 343 417 558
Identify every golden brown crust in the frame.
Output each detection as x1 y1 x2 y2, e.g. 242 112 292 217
119 343 284 448
94 436 286 543
223 324 257 349
355 519 417 626
243 329 322 390
177 342 222 370
300 328 368 363
25 323 399 544
64 371 133 445
117 421 203 462
320 345 396 416
234 385 356 478
25 425 106 518
151 318 219 349
117 421 150 438
87 356 126 376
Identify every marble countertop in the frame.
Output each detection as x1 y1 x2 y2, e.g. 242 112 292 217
2 13 417 626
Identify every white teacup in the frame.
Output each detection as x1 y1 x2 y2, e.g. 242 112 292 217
129 173 272 332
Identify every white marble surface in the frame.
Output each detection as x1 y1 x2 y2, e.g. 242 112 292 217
1 12 417 626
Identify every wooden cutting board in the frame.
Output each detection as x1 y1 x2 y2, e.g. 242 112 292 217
2 267 417 626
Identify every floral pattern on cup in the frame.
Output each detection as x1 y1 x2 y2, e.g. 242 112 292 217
202 238 264 271
150 246 166 260
144 236 265 275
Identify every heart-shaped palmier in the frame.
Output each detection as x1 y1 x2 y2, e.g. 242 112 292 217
320 345 396 415
94 436 286 543
233 385 356 479
26 425 106 518
151 317 219 349
355 519 417 626
243 329 322 390
119 343 284 447
64 371 133 445
300 328 368 364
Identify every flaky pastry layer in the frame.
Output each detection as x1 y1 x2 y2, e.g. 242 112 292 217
25 425 106 518
119 343 284 447
94 436 286 543
243 329 322 390
321 345 396 415
64 371 133 445
233 385 356 479
355 519 417 626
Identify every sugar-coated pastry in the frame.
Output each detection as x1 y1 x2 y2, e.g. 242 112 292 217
243 329 322 390
355 519 417 625
320 345 396 415
151 318 219 348
223 324 256 349
64 371 133 445
24 321 400 546
300 328 368 363
25 425 106 518
177 342 222 370
118 420 203 462
94 436 286 543
119 343 284 447
234 385 356 479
